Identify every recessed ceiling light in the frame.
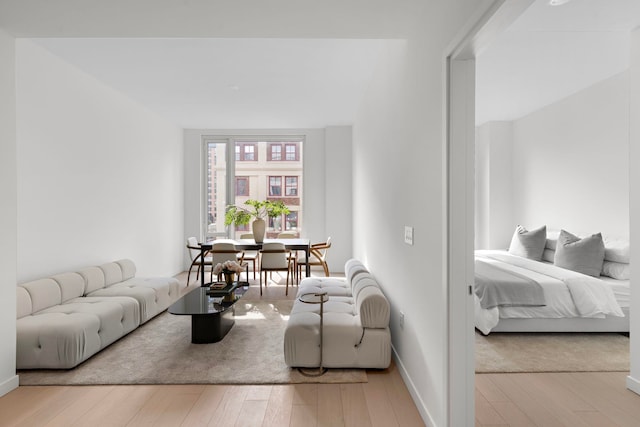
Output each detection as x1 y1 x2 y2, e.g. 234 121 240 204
549 0 571 5
228 85 240 91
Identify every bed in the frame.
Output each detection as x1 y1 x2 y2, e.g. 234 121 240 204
474 228 630 335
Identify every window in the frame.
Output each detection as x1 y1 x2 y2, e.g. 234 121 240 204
235 143 256 161
236 177 249 196
285 212 298 230
269 176 282 196
269 144 282 161
285 144 298 161
269 215 282 232
285 176 298 196
267 142 299 161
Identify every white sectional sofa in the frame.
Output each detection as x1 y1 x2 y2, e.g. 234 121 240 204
284 259 391 369
16 259 179 369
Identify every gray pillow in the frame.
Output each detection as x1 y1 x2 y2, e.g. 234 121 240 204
553 230 605 277
508 225 546 260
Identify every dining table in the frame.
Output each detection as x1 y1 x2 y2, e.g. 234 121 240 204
198 238 311 286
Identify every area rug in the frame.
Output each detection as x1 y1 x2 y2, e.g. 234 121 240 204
18 295 367 385
475 331 630 373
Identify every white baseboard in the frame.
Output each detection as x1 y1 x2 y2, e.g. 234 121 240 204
391 344 436 427
627 375 640 396
0 374 19 397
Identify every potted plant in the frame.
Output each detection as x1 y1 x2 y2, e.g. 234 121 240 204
224 199 290 243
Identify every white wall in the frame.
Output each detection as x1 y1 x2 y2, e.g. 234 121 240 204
0 28 19 397
183 127 351 271
510 71 630 239
324 126 353 271
475 121 513 249
352 1 493 424
628 27 640 396
15 40 184 281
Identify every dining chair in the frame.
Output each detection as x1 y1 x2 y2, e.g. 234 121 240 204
238 233 258 279
259 242 293 296
297 236 332 279
209 240 246 282
186 237 213 287
277 231 299 284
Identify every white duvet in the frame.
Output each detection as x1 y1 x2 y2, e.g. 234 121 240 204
474 250 625 335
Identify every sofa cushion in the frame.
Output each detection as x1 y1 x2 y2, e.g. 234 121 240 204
16 287 32 319
79 267 106 294
356 286 390 328
16 312 102 369
100 262 124 286
116 259 137 280
20 279 62 313
51 272 85 303
88 284 158 324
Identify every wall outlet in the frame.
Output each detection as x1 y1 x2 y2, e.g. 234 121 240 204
399 311 405 329
404 226 414 245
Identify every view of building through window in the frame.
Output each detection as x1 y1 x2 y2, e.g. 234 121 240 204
205 138 303 239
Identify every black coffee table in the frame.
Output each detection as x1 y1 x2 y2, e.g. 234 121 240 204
168 282 249 343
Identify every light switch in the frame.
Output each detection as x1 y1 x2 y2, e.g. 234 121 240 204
404 226 414 245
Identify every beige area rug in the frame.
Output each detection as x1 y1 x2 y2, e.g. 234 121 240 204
18 288 367 385
475 331 630 373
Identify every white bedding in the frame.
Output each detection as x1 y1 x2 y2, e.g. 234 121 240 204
474 250 627 335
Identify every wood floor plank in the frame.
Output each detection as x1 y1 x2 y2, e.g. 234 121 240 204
261 385 294 427
488 401 536 427
70 385 158 427
489 374 572 427
15 386 97 427
385 365 425 426
0 386 68 426
180 385 227 427
208 386 249 427
522 373 594 412
292 383 318 406
317 384 345 427
475 389 507 426
340 384 372 427
475 374 509 403
560 372 640 426
245 385 272 401
362 372 399 427
235 400 268 427
290 404 318 427
152 392 202 427
575 410 621 427
44 386 115 427
126 385 202 426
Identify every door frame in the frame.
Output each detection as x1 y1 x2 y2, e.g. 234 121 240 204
445 1 533 424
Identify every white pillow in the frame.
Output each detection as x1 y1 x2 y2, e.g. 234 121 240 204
542 248 555 263
601 261 630 280
554 230 605 277
603 237 630 263
508 225 546 261
545 229 560 250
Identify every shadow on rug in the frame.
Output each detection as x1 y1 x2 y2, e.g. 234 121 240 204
476 331 630 373
18 297 367 385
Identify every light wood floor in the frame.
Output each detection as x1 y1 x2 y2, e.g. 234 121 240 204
0 362 424 427
476 371 640 427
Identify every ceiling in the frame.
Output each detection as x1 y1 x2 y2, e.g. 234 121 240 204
476 0 640 125
2 0 640 129
31 38 399 129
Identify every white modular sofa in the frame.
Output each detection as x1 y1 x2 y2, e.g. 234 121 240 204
16 259 179 369
284 259 391 369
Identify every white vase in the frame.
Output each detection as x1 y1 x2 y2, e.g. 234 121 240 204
252 218 266 243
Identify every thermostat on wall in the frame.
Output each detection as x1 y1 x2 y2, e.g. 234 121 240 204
404 226 414 245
